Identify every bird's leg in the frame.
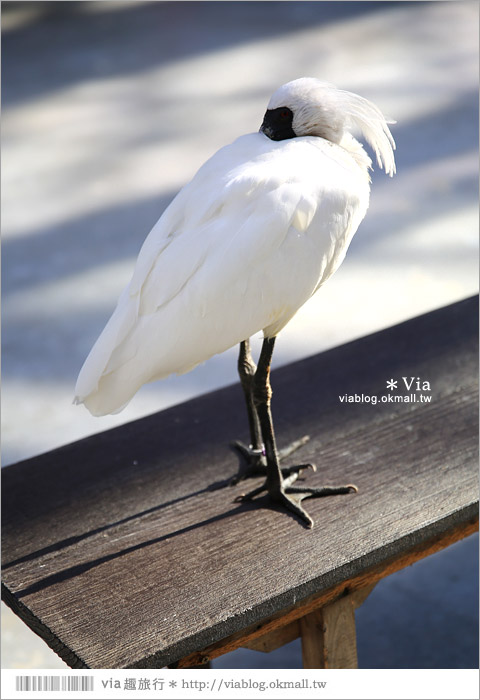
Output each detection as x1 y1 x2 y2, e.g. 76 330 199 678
240 339 263 452
237 336 357 528
229 340 269 484
230 339 310 485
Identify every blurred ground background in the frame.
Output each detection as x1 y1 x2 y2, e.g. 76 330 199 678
2 0 478 670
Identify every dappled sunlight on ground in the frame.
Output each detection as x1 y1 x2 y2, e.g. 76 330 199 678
3 0 478 465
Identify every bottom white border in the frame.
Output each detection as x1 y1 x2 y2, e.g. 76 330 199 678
1 668 479 700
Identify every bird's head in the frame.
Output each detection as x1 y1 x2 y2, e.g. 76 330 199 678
260 77 396 176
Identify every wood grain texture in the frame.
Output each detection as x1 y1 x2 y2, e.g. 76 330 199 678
350 583 377 609
301 609 329 668
242 621 300 653
300 596 358 668
241 584 374 655
172 515 478 668
2 296 478 669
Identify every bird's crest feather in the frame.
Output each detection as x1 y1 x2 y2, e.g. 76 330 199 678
338 89 396 177
268 78 396 177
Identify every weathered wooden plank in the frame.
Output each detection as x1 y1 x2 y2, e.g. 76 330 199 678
172 515 478 668
242 621 300 653
242 585 374 657
2 296 478 669
350 583 377 610
300 596 358 668
301 609 329 668
240 583 375 656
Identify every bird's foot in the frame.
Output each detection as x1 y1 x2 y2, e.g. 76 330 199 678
229 441 266 484
229 435 311 485
235 473 358 528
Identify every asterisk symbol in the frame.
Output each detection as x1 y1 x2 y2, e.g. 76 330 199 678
386 378 397 390
169 681 177 688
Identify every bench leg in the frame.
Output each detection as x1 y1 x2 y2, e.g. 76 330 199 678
300 594 358 668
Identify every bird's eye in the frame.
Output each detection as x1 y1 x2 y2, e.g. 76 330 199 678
280 110 290 119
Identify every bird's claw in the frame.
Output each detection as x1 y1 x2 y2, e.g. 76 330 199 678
231 440 265 459
280 462 316 479
229 440 267 485
236 478 358 527
277 435 310 461
229 436 313 485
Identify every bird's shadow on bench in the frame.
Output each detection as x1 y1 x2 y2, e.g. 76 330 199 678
6 459 316 600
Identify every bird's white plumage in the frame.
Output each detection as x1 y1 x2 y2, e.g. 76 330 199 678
75 78 395 416
268 78 396 176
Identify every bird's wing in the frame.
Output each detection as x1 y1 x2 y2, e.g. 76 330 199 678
75 134 368 415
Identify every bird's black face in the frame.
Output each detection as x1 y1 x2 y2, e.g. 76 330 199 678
260 107 296 141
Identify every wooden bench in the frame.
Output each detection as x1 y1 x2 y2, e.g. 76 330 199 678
2 296 478 669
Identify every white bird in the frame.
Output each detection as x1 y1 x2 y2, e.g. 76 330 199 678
75 77 395 527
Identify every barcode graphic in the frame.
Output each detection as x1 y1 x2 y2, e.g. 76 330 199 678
15 676 94 692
